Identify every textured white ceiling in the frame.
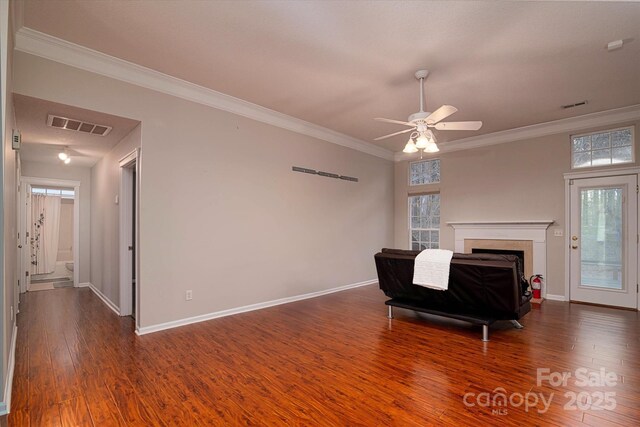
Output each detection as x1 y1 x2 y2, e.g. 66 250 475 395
19 0 640 152
14 94 140 167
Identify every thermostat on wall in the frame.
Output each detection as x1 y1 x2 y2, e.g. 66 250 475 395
12 130 21 150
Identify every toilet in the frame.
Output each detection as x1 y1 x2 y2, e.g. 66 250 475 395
65 262 74 272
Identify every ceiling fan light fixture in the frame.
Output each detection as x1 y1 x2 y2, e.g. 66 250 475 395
424 140 440 153
415 134 429 149
412 129 439 153
403 139 419 153
58 150 69 161
64 157 71 164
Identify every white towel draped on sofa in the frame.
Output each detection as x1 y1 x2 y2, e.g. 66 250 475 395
412 249 454 291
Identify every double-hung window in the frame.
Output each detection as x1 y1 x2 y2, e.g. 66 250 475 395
409 194 440 250
408 159 440 250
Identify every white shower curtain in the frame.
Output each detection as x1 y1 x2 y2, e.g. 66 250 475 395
30 194 61 275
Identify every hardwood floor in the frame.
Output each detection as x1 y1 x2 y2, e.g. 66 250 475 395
5 285 640 426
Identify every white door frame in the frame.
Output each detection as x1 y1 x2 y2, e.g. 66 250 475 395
119 148 140 326
564 166 640 309
20 176 81 290
15 155 21 313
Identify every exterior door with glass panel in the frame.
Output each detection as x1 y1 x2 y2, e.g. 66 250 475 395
569 175 638 309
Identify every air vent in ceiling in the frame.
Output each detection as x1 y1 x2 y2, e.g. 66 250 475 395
561 100 588 110
46 114 113 136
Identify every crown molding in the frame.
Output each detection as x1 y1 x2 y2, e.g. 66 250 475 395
16 27 640 164
14 27 394 161
394 104 640 162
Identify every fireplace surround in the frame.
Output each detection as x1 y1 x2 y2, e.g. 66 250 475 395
448 221 554 296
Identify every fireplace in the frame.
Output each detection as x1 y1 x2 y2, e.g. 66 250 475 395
448 221 553 295
472 248 526 276
465 239 533 279
473 247 524 265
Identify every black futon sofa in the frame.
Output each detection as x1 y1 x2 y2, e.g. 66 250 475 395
374 249 532 341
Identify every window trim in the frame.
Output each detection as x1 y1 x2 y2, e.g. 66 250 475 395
31 186 75 199
408 158 441 186
570 126 635 170
407 192 440 250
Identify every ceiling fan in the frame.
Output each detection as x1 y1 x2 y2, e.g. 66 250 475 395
374 70 482 154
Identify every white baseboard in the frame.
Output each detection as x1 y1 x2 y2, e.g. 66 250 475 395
87 283 121 316
77 282 91 288
545 294 566 301
136 279 377 335
0 323 18 415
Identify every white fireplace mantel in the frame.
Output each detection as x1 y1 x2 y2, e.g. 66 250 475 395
448 220 554 229
448 220 554 295
448 220 554 242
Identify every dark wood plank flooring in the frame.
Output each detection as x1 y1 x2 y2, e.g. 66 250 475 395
5 285 640 426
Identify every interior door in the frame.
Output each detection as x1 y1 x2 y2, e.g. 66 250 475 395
569 175 638 308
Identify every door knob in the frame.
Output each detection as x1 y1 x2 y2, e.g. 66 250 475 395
18 245 22 249
572 245 578 249
572 236 578 241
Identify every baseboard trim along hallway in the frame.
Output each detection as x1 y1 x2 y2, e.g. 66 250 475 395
0 324 17 415
86 283 121 316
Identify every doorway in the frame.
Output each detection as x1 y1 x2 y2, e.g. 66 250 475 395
19 177 80 293
119 149 139 321
569 175 638 309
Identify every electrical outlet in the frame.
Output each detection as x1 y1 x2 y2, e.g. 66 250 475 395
554 229 563 237
185 290 193 301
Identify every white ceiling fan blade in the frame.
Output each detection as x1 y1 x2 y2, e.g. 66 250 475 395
374 117 415 127
433 121 483 131
425 105 458 125
374 127 414 141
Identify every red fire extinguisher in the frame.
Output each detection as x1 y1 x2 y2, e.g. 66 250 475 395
530 275 543 299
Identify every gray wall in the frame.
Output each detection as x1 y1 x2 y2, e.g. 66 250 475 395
90 124 140 306
21 161 92 284
394 121 640 296
13 52 395 329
